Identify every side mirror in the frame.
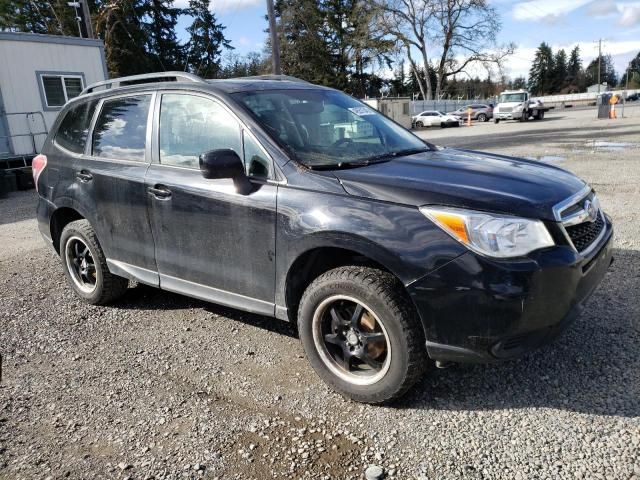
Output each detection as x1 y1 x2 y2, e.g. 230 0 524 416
199 149 245 180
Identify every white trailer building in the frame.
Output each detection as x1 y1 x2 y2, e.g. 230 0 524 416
0 32 108 161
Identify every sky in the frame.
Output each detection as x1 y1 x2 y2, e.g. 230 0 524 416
175 0 640 81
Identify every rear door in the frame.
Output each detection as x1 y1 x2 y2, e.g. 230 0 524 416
145 91 277 315
82 93 158 284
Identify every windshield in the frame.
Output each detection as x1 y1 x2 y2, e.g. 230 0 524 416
499 93 526 103
233 89 430 168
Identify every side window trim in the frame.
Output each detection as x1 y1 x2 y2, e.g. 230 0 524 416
153 90 276 179
85 91 155 163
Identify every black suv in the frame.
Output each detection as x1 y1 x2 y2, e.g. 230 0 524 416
35 72 613 404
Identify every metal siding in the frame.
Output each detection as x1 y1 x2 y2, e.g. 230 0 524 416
0 39 106 155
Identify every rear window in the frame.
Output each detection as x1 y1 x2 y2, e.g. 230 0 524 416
55 100 97 154
92 95 151 162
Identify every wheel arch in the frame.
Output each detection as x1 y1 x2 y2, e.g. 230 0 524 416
50 205 86 253
282 240 416 325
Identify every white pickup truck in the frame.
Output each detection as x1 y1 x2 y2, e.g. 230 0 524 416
494 89 550 123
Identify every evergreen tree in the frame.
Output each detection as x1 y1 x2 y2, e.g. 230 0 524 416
566 46 583 91
142 0 183 71
95 0 152 76
620 51 640 88
0 0 82 35
585 54 617 88
510 76 527 90
273 0 333 85
553 49 568 92
185 0 232 78
528 42 554 95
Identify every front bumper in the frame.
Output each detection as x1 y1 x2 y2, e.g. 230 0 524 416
495 111 523 120
407 216 614 363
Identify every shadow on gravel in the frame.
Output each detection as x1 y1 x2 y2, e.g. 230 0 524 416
438 125 640 150
397 247 640 418
115 283 298 338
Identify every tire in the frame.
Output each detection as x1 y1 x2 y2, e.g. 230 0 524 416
440 122 445 128
415 121 424 128
60 219 128 305
494 119 500 124
520 111 528 122
297 266 428 404
477 113 487 122
537 110 545 120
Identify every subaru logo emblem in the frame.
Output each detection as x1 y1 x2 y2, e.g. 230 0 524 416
584 199 597 222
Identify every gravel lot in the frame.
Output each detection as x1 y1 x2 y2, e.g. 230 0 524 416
1 107 639 480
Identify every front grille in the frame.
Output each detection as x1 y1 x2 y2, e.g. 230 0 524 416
497 107 513 113
565 213 605 252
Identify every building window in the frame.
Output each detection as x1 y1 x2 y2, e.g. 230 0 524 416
38 73 85 109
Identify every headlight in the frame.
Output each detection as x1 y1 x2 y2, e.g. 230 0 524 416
420 206 554 258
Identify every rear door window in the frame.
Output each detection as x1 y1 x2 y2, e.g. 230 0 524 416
92 95 151 162
55 100 97 154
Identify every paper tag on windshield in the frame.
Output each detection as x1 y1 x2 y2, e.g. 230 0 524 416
349 106 375 116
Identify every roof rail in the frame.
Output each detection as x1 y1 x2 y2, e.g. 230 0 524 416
226 74 309 83
81 71 205 95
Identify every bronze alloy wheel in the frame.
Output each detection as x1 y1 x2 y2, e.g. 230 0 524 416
312 295 391 386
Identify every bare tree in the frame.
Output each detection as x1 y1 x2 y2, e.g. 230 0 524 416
375 0 434 99
375 0 513 99
431 0 513 98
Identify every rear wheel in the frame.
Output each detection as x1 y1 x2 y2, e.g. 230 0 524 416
298 266 428 404
494 118 500 124
60 220 128 305
440 122 446 128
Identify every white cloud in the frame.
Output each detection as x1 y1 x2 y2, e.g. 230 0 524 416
512 0 593 20
619 4 640 25
174 0 263 13
587 0 617 17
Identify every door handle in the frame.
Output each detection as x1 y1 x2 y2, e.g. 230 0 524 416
148 185 172 199
76 170 93 182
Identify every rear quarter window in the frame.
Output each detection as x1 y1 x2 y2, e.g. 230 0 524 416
55 101 97 154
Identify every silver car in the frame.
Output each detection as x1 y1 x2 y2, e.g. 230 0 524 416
449 104 494 122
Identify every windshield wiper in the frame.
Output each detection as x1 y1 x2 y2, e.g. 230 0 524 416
308 160 375 170
356 147 431 164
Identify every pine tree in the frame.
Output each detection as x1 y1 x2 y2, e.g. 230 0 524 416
585 54 617 89
0 0 81 35
567 46 583 91
142 0 183 71
95 0 152 76
185 0 232 78
553 49 568 92
528 42 554 95
273 0 332 85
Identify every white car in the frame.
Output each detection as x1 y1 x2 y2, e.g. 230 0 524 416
412 111 462 128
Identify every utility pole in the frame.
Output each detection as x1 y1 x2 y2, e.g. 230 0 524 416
80 0 94 39
266 0 281 75
623 66 629 118
67 0 93 38
596 38 603 93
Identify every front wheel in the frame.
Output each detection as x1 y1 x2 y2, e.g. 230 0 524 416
60 220 129 305
415 121 424 128
297 266 428 404
477 113 487 122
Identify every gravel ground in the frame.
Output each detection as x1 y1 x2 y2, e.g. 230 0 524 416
1 108 639 479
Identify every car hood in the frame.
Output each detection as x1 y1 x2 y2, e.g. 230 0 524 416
333 149 586 221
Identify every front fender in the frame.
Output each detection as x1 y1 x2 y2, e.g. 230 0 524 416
274 187 467 309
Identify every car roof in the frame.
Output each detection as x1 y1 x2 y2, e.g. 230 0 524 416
65 74 331 109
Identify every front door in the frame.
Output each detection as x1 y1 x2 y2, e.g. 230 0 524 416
145 92 277 315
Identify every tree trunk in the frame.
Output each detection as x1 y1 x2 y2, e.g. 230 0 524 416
406 50 426 100
419 44 433 99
